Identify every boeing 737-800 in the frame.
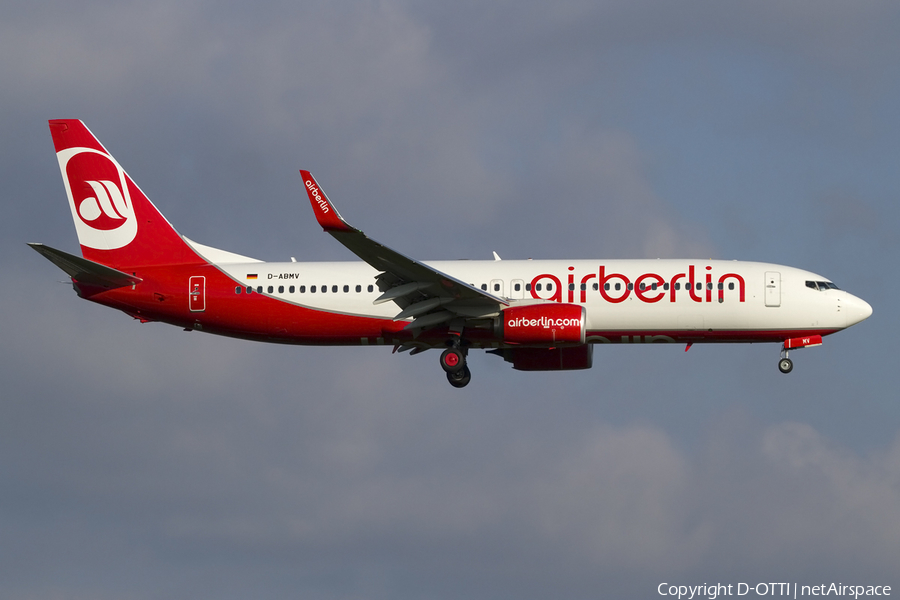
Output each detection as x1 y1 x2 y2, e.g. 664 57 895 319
30 120 872 388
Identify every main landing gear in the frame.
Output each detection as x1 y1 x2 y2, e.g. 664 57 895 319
440 341 471 388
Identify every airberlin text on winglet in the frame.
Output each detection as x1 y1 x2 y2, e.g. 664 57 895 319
305 179 329 214
530 264 746 304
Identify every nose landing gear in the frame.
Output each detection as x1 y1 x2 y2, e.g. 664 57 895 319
777 335 823 374
778 343 794 373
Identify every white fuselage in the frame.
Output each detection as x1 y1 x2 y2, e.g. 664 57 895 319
215 258 871 343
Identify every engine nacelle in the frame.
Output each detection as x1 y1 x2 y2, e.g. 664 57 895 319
490 345 594 371
500 303 586 346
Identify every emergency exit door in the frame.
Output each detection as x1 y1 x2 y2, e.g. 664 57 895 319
765 272 781 307
189 276 206 312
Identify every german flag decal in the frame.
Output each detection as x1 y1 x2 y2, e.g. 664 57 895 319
246 274 258 280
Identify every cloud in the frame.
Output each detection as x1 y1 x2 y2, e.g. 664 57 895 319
2 0 899 598
760 422 900 562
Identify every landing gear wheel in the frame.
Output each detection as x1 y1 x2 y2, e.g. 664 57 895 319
778 358 793 374
440 347 465 374
447 365 471 388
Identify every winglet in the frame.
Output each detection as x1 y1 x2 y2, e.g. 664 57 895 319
300 170 355 232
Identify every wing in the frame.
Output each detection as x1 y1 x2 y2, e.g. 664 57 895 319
300 171 508 333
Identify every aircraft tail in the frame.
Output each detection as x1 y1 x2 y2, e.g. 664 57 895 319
49 120 202 269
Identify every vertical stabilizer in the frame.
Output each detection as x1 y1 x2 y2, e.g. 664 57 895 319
49 120 202 268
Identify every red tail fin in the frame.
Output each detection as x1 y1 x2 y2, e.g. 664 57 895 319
49 120 202 268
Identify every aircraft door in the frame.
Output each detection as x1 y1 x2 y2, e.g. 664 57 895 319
189 276 206 312
765 271 780 307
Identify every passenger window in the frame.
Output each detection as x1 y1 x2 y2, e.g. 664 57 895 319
593 283 599 291
481 284 487 291
278 286 284 293
604 283 610 291
717 283 723 290
536 283 542 292
663 283 669 290
235 286 241 294
525 283 532 291
367 285 374 292
627 283 633 291
257 286 263 293
569 283 575 291
300 285 306 293
728 283 734 290
356 285 361 293
546 283 553 291
321 285 327 293
246 286 253 294
343 285 349 293
615 283 621 291
311 285 316 293
289 286 295 293
639 283 646 291
707 282 713 290
494 283 500 292
332 285 337 293
674 283 680 291
268 286 274 293
514 283 521 292
696 282 702 291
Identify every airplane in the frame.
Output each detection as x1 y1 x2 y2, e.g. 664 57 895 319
30 120 873 388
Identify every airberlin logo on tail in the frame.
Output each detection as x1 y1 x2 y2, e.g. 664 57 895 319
305 180 330 214
80 180 128 222
57 147 137 250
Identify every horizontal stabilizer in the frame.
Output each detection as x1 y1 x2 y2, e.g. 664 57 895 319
28 243 142 290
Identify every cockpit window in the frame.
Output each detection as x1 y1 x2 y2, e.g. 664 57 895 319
806 280 840 291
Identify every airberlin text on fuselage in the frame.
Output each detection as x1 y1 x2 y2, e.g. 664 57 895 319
305 180 330 214
531 265 746 304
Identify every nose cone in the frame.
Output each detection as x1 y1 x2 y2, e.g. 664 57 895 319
844 294 873 327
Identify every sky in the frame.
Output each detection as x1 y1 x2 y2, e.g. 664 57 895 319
2 1 899 598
